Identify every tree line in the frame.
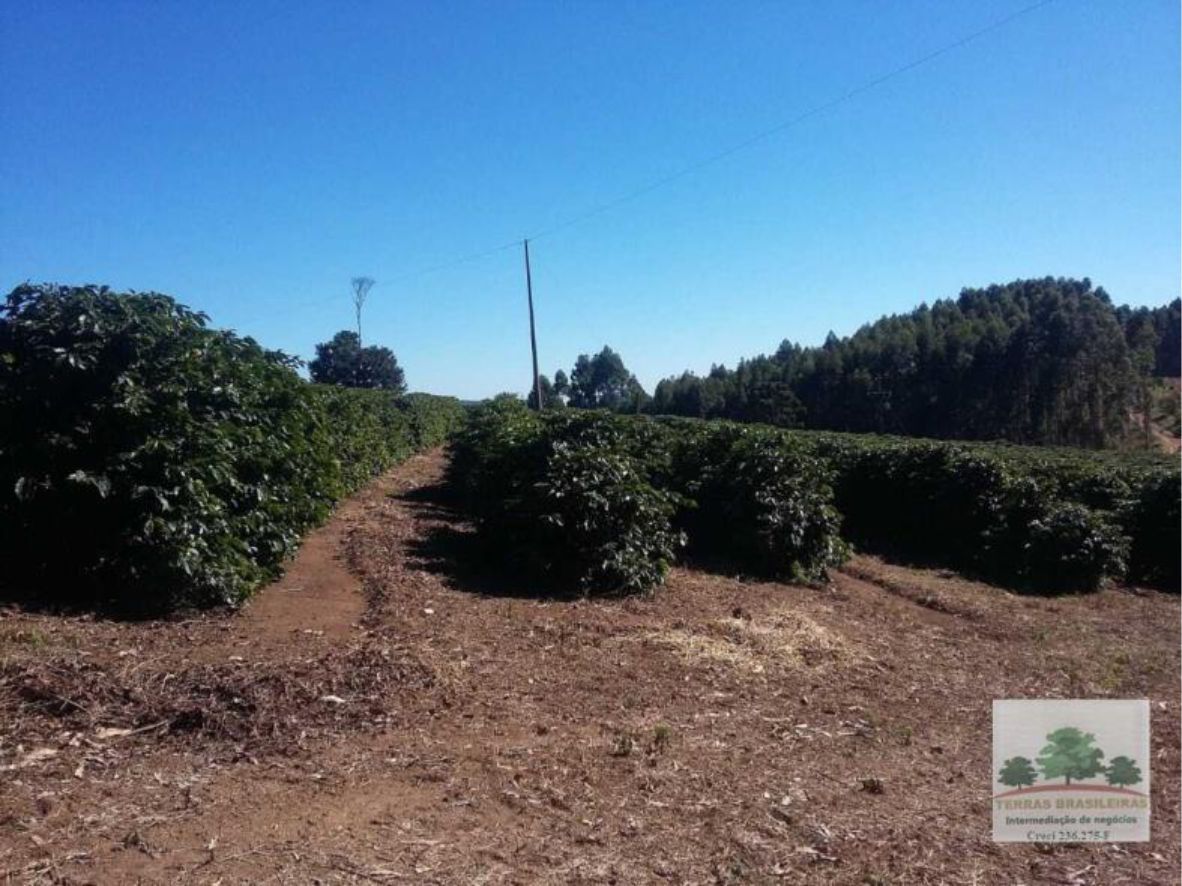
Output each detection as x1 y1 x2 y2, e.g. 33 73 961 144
530 278 1180 449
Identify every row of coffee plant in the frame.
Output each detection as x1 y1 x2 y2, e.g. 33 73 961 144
451 402 1178 595
659 418 1178 592
448 399 686 593
448 399 850 594
775 430 1172 592
0 284 465 613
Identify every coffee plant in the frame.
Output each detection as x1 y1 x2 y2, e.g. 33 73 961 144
453 405 1176 596
449 400 682 594
0 283 463 613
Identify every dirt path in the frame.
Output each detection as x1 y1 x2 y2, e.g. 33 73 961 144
2 449 1179 885
188 462 435 664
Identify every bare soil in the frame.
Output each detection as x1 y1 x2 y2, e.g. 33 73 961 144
1 449 1178 885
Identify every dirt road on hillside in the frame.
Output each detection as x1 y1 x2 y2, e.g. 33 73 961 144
2 449 1179 884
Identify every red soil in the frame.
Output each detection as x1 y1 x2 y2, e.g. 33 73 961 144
1 448 1178 884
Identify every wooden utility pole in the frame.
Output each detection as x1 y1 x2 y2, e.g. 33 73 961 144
524 239 543 410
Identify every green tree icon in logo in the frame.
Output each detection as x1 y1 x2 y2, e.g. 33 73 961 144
1105 756 1142 788
1037 727 1105 785
998 756 1038 788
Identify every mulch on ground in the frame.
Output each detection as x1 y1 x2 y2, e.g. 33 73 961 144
1 448 1178 885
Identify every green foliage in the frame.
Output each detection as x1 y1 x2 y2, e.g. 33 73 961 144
703 417 1174 593
1105 756 1142 788
537 438 682 593
816 441 1016 572
649 279 1179 449
527 373 566 410
1117 298 1180 378
0 283 462 614
450 402 681 594
450 406 848 592
559 346 648 412
723 436 847 581
1037 727 1105 785
1122 470 1181 590
400 392 468 452
666 424 847 580
451 402 1176 596
309 330 407 392
446 396 544 510
766 429 1169 593
1022 502 1127 593
998 756 1038 789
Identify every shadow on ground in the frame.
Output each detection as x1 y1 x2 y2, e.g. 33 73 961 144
396 482 835 597
395 482 579 601
0 579 196 621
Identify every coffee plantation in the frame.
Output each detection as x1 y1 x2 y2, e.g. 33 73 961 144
449 402 851 594
0 284 463 613
448 399 686 594
450 405 1178 595
3 284 1175 610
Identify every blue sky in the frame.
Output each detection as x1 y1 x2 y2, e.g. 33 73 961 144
2 0 1178 398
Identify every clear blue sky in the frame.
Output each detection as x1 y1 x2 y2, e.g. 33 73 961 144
2 0 1178 398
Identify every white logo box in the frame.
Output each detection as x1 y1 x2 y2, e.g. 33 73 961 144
992 699 1150 843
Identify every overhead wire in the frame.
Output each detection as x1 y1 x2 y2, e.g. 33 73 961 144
236 0 1058 326
525 0 1057 243
407 0 1058 259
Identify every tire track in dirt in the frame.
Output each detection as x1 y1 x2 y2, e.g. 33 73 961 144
837 558 993 629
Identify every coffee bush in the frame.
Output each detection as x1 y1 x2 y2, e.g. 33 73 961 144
1122 470 1181 591
696 431 848 581
1020 501 1127 593
0 283 463 613
450 404 682 594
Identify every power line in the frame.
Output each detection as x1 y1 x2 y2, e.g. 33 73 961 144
234 239 523 325
403 0 1057 261
526 0 1057 243
383 238 522 285
236 0 1057 325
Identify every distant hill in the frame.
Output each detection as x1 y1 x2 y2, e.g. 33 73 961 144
647 278 1180 449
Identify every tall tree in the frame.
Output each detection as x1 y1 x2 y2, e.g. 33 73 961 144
647 278 1173 448
565 346 648 412
1123 309 1159 446
527 373 565 410
309 330 406 393
1153 300 1181 376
